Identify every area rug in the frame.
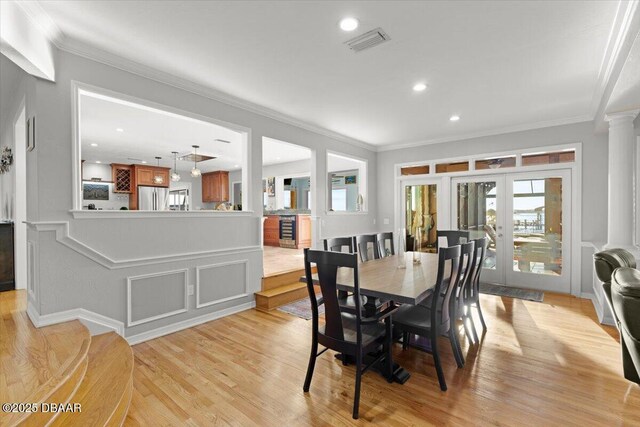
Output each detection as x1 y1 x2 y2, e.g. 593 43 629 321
278 296 324 320
479 282 544 302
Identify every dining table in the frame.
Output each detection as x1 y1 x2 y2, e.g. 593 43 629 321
300 251 441 384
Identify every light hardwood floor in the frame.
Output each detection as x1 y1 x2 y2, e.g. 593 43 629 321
263 246 305 277
125 293 640 426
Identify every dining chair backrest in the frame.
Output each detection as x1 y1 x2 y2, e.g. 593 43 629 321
304 249 362 349
376 232 395 258
456 241 476 313
324 237 356 253
467 237 488 301
436 230 471 251
356 235 380 262
429 245 462 332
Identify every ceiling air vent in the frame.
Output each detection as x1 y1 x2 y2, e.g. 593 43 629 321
345 27 390 53
179 153 216 163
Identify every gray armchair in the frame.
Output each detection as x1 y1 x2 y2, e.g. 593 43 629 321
612 267 640 385
594 248 638 383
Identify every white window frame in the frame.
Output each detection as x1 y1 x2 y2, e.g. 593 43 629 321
70 81 253 218
326 150 368 215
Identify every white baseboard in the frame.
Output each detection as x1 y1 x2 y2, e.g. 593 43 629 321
27 302 125 336
588 284 616 326
126 301 256 345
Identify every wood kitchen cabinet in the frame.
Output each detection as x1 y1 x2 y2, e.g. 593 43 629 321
263 215 280 247
202 171 229 203
134 165 170 187
111 164 133 193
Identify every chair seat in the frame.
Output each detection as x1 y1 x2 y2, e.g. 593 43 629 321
320 312 386 346
392 304 433 332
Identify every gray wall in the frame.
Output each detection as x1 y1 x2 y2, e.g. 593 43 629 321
22 49 377 339
376 121 609 293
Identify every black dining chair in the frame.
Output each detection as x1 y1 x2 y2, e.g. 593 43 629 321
464 237 489 334
324 237 356 253
393 245 462 391
356 234 380 262
453 241 477 350
436 230 470 251
376 232 395 258
302 249 397 419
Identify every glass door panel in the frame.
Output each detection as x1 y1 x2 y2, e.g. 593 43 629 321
506 170 570 292
404 183 438 253
452 176 505 284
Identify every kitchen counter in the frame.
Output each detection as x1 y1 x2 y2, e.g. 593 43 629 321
264 210 310 216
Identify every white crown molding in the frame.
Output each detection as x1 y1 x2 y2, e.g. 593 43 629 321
15 0 65 46
591 0 640 126
126 300 255 345
27 301 125 336
24 221 262 269
375 114 593 152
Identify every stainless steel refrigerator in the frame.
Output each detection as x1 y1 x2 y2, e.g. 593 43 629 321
138 186 169 211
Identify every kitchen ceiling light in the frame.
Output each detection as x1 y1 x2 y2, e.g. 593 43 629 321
339 17 359 32
95 161 101 164
234 164 239 168
116 128 124 132
171 151 181 182
449 115 460 122
141 160 147 164
413 82 427 92
90 143 98 147
191 145 201 177
153 157 165 184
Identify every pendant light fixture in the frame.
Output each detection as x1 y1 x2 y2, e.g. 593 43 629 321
153 157 165 184
191 145 201 177
170 151 181 182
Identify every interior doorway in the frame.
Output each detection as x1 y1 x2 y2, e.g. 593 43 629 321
261 137 314 277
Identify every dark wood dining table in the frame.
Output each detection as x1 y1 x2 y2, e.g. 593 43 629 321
300 251 440 383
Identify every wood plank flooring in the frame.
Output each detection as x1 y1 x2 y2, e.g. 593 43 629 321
125 293 640 426
263 246 305 277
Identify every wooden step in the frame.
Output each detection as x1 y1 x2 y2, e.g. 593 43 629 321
1 290 92 427
262 267 313 291
51 332 134 427
255 282 309 311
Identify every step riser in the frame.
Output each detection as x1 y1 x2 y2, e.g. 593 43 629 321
262 267 314 291
256 286 309 311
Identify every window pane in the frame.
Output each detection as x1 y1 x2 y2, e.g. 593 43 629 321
332 189 347 211
436 161 469 173
404 184 437 253
456 181 498 269
401 165 430 175
522 150 575 166
475 156 516 170
512 177 563 276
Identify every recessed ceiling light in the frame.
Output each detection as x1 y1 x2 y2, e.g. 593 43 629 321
339 17 359 32
449 115 460 122
90 143 98 147
234 164 239 168
413 83 427 92
95 161 101 164
141 160 147 164
116 128 124 132
276 157 281 160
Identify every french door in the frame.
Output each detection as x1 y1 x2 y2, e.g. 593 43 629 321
401 179 442 254
452 169 571 293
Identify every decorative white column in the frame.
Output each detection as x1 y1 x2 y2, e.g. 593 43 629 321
604 109 640 252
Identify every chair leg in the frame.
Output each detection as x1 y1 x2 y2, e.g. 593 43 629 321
449 331 464 368
402 332 409 350
462 316 474 343
353 351 362 419
475 300 487 330
303 338 317 392
431 334 447 391
467 312 479 344
385 317 394 383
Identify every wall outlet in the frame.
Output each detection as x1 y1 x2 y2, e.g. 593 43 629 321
383 218 389 225
188 285 194 296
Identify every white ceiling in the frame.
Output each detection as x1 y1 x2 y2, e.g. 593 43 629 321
38 1 624 147
607 31 640 114
262 137 311 166
80 91 244 172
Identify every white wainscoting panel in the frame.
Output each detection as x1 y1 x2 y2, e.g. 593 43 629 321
127 269 188 327
196 260 249 309
27 241 37 301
